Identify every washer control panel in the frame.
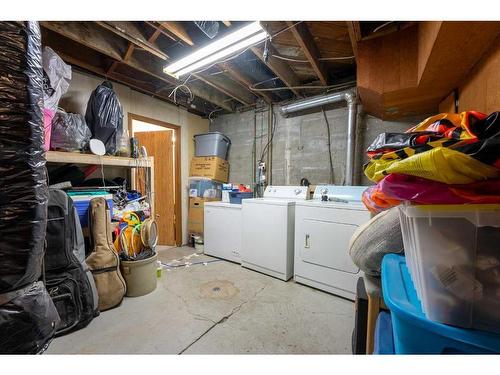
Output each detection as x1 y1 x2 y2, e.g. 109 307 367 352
263 185 310 200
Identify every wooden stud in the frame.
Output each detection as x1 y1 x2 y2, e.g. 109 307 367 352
346 21 361 61
219 62 274 103
251 43 302 96
287 21 328 85
159 21 194 46
95 21 169 60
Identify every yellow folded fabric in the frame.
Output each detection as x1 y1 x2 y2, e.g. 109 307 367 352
365 148 500 184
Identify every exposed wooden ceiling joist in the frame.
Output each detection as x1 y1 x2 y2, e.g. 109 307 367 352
40 21 234 112
287 21 328 85
95 21 169 60
251 44 302 96
219 61 274 103
193 72 257 106
159 21 194 46
346 21 361 61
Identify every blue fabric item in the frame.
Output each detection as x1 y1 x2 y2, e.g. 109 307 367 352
382 254 500 354
374 311 395 354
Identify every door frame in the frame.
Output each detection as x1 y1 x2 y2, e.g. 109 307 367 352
128 113 182 246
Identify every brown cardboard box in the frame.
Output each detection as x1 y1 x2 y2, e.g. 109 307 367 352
188 197 220 235
189 156 229 183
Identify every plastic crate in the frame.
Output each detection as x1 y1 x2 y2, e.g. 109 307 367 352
194 132 231 159
374 311 395 354
399 204 500 333
69 193 113 228
382 254 500 354
229 191 253 204
188 178 222 199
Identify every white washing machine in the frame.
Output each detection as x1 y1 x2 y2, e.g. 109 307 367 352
204 202 242 263
241 186 310 281
294 186 371 300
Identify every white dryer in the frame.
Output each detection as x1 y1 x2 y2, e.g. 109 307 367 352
204 202 242 263
294 186 371 300
241 186 310 281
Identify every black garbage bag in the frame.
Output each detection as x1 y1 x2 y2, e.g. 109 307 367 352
0 21 48 293
50 110 91 151
85 81 123 155
0 21 57 354
0 282 60 354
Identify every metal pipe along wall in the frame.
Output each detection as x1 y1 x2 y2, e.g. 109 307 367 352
280 89 358 185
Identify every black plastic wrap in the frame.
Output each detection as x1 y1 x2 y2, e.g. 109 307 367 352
51 110 91 151
0 281 59 354
0 21 48 293
85 81 123 155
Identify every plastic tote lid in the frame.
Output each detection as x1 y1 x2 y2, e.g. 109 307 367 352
193 132 231 144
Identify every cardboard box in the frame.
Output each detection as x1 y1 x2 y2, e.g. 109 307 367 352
190 156 229 183
188 197 220 235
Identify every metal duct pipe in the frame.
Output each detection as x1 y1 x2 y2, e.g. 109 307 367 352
280 89 358 185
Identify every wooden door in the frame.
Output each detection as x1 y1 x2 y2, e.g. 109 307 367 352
135 130 176 246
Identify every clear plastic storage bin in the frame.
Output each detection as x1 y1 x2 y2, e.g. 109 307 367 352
398 204 500 334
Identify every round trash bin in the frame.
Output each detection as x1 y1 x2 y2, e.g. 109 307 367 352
120 253 158 297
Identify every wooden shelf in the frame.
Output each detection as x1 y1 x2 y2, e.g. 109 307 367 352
46 151 153 168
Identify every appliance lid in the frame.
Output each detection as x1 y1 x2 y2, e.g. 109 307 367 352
312 185 368 202
262 185 310 200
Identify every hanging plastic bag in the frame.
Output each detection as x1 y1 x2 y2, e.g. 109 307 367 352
50 110 92 151
42 46 71 150
85 81 123 155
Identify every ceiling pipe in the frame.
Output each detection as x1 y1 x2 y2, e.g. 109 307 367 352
280 89 358 185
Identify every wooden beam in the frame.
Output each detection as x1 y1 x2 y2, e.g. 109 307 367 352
346 21 361 61
222 21 232 27
159 22 194 46
193 73 256 106
219 61 273 103
95 21 169 60
287 21 328 85
40 22 234 112
251 44 302 96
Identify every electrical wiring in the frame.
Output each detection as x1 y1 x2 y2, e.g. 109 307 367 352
322 107 335 184
259 110 277 163
168 83 194 104
269 54 357 63
249 81 356 92
208 108 223 122
373 21 394 33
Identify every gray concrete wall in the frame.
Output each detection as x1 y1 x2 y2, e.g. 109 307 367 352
211 104 423 187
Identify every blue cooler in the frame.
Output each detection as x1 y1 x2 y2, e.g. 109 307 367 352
382 254 500 354
374 311 395 354
67 192 114 227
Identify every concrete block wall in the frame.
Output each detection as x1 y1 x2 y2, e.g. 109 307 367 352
211 104 427 187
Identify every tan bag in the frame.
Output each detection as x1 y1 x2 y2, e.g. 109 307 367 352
85 197 126 311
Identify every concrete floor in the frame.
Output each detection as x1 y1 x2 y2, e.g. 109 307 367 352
46 246 355 354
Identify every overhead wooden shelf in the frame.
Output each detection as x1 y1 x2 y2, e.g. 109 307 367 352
46 151 153 168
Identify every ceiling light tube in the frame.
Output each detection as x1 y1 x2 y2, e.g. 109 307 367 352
164 21 267 77
174 31 268 78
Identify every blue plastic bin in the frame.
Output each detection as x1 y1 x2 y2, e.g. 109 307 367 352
69 194 113 228
229 191 253 204
382 254 500 354
374 311 395 354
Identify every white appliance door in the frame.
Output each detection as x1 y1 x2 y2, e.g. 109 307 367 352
300 219 359 273
297 206 369 273
204 206 242 262
242 202 291 276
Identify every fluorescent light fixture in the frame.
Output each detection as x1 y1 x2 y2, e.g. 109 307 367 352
164 21 268 78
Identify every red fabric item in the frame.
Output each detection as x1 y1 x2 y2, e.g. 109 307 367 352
362 174 500 213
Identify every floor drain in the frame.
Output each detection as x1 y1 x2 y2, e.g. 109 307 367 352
200 280 239 299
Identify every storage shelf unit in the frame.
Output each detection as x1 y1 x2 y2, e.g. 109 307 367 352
46 151 153 168
45 151 155 213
